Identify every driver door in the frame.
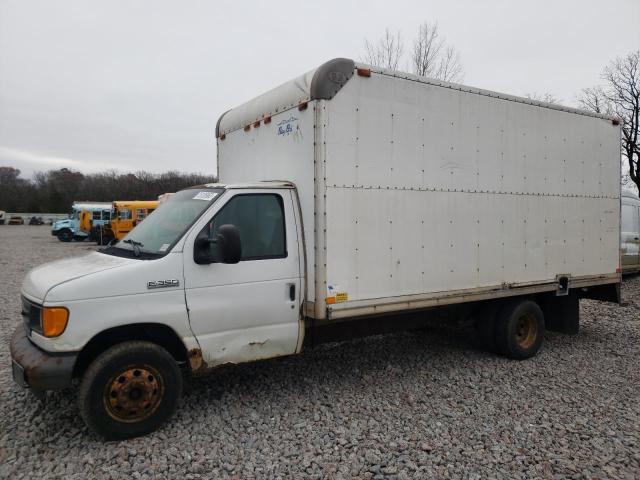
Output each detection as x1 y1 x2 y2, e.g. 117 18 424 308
183 189 302 367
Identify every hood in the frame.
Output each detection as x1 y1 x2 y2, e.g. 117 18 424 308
22 252 134 302
53 219 71 228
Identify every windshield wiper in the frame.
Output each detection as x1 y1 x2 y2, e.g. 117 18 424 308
122 239 144 257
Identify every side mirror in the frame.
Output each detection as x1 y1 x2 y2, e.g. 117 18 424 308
193 224 242 265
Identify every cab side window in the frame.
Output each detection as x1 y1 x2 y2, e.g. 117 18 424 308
208 194 286 261
92 211 101 220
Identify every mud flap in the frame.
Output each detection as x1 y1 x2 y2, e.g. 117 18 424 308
540 291 579 335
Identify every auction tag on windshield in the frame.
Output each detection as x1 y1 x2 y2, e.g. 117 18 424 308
158 243 170 252
193 191 218 201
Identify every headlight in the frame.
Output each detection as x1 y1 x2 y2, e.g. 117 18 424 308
42 307 69 337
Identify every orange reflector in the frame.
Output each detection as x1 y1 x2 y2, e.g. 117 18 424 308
298 102 308 111
264 116 272 124
326 296 336 305
357 68 371 77
42 307 69 337
219 134 226 140
253 121 260 128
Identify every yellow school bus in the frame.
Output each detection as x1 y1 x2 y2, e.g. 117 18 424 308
93 201 158 244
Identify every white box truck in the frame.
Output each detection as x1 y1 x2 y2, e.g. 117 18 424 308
11 58 622 439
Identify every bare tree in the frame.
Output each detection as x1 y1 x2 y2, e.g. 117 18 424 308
362 28 404 71
436 46 464 83
411 22 463 82
580 51 640 193
577 86 612 114
525 92 562 105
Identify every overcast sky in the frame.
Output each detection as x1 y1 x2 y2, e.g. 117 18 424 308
1 0 639 178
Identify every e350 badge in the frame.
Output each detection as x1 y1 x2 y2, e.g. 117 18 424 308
147 279 180 289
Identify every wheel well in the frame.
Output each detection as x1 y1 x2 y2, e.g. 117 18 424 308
73 323 188 378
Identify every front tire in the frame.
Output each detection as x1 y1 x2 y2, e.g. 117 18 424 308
58 229 73 242
495 299 545 360
78 341 182 440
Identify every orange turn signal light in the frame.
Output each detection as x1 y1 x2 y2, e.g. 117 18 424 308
42 307 69 337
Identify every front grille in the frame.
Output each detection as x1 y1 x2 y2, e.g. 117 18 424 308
21 296 42 334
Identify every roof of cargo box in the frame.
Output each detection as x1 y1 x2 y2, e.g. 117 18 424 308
216 58 356 137
191 180 295 190
216 58 617 137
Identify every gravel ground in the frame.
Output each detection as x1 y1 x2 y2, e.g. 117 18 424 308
1 225 639 479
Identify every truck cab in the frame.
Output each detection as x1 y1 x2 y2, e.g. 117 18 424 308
12 183 301 439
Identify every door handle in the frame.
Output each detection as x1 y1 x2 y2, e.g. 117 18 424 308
288 284 296 301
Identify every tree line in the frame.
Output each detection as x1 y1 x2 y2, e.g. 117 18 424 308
0 167 217 213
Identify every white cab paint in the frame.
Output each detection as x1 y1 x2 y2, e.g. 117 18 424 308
182 188 302 367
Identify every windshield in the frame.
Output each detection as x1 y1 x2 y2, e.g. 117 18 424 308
111 187 223 256
70 210 79 220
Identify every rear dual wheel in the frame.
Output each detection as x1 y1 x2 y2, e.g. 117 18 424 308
479 299 545 360
79 341 182 440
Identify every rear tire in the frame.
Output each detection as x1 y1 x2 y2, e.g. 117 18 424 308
495 299 545 360
58 229 73 242
78 341 182 440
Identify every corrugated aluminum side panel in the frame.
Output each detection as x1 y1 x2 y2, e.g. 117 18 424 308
322 71 620 309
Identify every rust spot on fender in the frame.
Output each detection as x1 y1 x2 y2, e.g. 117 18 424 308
187 348 207 372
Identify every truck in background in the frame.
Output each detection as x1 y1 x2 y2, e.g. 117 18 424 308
0 210 5 225
621 189 640 274
51 202 112 242
11 58 621 439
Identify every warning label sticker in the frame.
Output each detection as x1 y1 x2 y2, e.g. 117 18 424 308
335 292 348 303
327 284 348 304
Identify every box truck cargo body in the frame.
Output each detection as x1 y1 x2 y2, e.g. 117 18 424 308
217 58 621 321
11 58 622 439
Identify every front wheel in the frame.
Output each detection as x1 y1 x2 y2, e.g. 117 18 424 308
78 341 182 439
58 229 73 242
